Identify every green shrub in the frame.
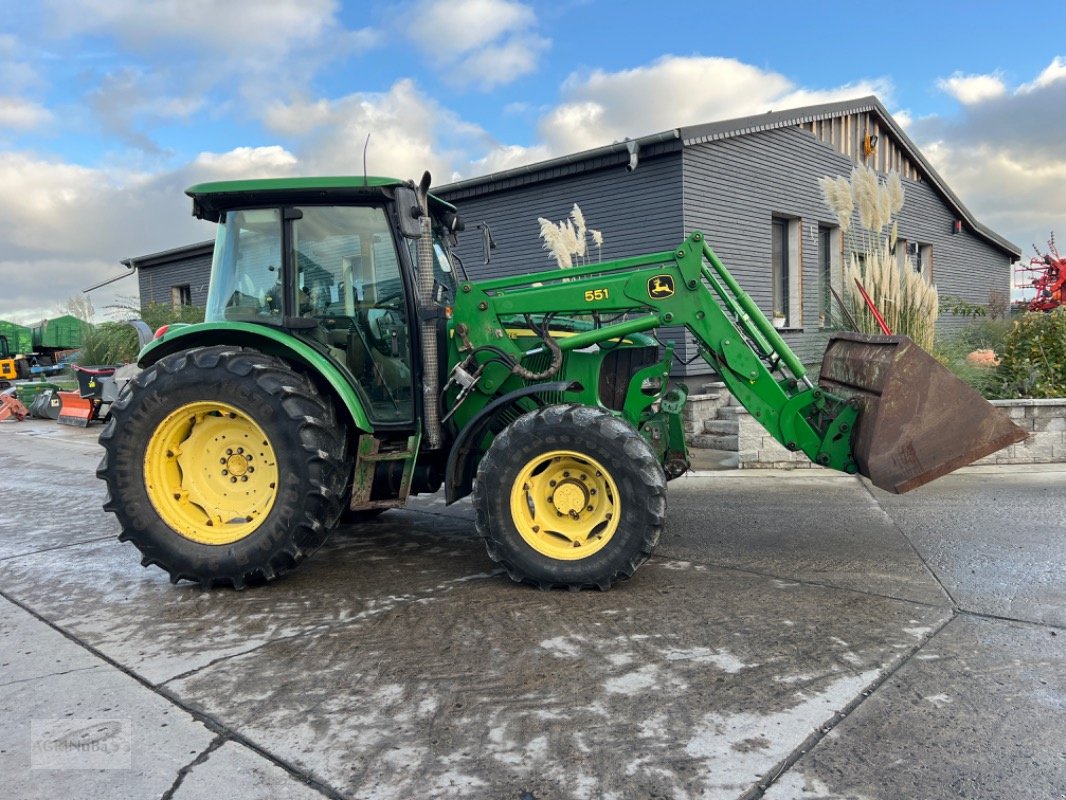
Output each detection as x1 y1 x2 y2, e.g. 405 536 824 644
996 309 1066 398
79 303 206 365
79 322 140 365
139 302 205 330
932 319 1012 398
953 318 1012 354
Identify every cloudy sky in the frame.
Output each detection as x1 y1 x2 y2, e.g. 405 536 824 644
2 0 1064 321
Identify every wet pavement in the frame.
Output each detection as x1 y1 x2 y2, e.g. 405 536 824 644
0 418 1063 800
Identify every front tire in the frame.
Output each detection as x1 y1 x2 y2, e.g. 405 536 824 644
97 346 349 589
473 404 666 590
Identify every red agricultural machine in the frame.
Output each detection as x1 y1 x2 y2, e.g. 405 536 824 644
1017 233 1065 312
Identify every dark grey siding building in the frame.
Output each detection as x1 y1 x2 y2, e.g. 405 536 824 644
439 96 1019 372
129 241 214 311
130 96 1018 378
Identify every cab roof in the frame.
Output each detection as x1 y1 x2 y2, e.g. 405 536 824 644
185 176 457 222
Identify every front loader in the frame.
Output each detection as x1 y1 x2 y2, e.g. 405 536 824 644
97 173 1026 590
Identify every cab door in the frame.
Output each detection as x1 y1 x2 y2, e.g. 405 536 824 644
291 206 414 425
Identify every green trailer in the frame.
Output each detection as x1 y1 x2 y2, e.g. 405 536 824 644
33 315 92 351
0 320 33 355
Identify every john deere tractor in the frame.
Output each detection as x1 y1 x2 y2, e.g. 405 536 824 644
98 173 1025 590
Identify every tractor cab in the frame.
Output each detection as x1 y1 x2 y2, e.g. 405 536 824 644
188 177 460 426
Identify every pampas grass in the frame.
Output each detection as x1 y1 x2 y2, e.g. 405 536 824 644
820 165 938 350
537 204 604 269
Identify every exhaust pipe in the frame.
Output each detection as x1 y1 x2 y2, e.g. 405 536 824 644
415 172 442 449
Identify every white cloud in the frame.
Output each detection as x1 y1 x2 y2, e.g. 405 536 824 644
911 57 1066 257
450 33 549 90
937 71 1006 104
190 146 299 178
1018 55 1066 94
0 150 252 321
405 0 546 89
539 56 889 155
264 79 491 183
87 68 206 152
44 0 380 139
0 97 52 130
408 0 534 58
46 0 342 56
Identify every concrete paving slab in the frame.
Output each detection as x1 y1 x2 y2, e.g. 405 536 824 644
2 417 1063 799
0 514 499 685
0 595 215 800
875 466 1066 626
171 740 329 800
165 559 950 800
0 444 112 560
664 473 948 606
763 614 1066 800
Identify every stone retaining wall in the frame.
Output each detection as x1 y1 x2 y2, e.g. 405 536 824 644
687 394 1066 469
971 399 1066 465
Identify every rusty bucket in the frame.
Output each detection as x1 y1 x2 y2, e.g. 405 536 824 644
819 332 1028 494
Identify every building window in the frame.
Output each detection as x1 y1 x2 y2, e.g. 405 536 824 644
771 216 801 328
896 238 912 271
171 284 192 310
818 226 842 328
918 244 933 278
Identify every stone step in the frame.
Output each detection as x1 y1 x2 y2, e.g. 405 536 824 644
699 380 726 395
688 433 739 450
716 405 750 419
703 418 740 435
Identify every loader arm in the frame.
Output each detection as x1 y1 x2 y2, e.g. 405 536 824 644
451 231 861 475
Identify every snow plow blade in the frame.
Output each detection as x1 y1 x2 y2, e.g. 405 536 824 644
819 332 1028 494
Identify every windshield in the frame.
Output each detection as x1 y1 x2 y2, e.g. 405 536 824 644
205 209 283 323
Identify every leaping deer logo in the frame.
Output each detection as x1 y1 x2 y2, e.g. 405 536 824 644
648 275 675 299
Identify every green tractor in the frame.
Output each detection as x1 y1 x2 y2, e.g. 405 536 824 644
98 173 1025 590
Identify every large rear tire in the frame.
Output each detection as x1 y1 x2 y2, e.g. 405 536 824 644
473 404 666 590
97 346 349 589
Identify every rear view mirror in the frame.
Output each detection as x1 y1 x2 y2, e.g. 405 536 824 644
393 185 424 239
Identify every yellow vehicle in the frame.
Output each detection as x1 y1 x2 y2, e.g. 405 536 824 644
0 336 22 381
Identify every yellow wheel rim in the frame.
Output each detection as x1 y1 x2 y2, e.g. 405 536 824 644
509 449 620 561
143 401 280 545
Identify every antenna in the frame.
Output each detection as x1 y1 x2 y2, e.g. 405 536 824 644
362 133 371 186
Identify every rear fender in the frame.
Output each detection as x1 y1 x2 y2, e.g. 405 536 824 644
137 321 372 433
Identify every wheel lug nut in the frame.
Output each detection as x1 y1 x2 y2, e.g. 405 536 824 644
241 476 248 482
230 477 237 483
563 471 570 477
248 467 254 473
237 447 243 454
549 480 556 487
222 469 228 476
226 448 233 455
220 458 226 464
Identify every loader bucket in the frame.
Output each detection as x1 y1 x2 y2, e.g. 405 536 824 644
819 332 1028 494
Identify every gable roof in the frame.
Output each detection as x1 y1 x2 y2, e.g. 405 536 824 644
122 240 214 270
439 95 1019 258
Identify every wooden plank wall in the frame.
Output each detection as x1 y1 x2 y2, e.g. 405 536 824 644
802 112 921 180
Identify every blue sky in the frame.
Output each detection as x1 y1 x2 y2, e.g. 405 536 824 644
2 0 1064 320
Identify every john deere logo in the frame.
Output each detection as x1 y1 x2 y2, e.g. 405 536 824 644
648 275 675 299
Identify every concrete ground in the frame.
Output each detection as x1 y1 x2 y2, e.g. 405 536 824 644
0 418 1063 800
